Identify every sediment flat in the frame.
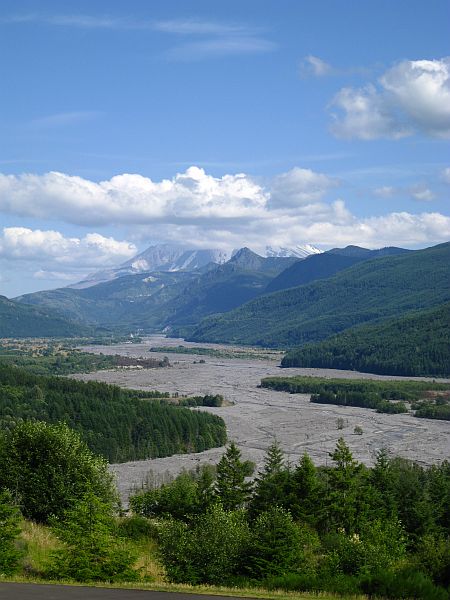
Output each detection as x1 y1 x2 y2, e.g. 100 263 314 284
76 336 450 501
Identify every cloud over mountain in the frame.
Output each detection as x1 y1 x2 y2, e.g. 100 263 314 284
0 227 136 271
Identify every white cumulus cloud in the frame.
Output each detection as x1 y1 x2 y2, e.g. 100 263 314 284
269 167 339 208
331 57 450 139
0 227 136 269
0 167 267 226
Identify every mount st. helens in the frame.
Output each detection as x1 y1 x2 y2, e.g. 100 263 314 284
14 243 319 331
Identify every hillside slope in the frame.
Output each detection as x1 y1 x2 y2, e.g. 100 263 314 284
17 249 296 332
266 246 409 293
188 242 450 347
0 296 87 337
281 302 450 376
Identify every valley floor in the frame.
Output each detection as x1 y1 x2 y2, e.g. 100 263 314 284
76 336 450 502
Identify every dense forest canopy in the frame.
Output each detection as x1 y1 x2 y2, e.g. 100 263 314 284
188 242 450 347
0 365 226 462
281 302 450 377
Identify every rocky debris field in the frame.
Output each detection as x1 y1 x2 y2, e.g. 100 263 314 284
77 336 450 502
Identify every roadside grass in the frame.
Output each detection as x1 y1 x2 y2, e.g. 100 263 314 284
12 521 365 599
2 577 365 600
18 520 62 576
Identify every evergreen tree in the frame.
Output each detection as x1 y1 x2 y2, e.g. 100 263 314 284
46 492 137 582
326 438 364 533
249 441 289 517
215 442 253 510
369 448 397 519
245 506 305 579
288 452 323 526
0 490 22 576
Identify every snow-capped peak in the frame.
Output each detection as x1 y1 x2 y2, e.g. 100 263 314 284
265 244 322 259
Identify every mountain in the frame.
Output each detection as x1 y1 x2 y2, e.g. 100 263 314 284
15 248 297 332
188 242 450 348
281 302 450 377
16 270 196 327
0 295 87 337
266 246 409 293
265 244 322 259
71 244 230 289
149 249 298 334
71 242 320 289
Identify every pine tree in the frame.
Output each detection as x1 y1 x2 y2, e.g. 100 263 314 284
326 437 364 533
250 441 288 517
288 452 323 526
215 442 252 510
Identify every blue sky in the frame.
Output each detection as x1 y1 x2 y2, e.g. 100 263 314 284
0 0 449 296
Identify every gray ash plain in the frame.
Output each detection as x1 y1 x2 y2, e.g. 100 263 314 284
76 336 450 501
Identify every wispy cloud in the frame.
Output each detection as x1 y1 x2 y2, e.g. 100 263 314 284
299 55 373 79
29 111 101 129
1 13 275 60
166 37 275 61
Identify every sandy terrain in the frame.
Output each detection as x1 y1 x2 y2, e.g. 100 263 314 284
76 336 450 501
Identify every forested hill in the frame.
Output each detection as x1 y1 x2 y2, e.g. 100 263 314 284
265 245 408 293
0 295 87 337
281 302 450 377
188 241 450 348
0 365 226 462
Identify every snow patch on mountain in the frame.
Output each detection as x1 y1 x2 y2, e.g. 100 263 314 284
265 245 322 259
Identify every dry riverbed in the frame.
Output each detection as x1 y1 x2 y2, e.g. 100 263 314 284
76 335 450 501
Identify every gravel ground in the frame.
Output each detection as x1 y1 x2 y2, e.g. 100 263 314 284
76 336 450 502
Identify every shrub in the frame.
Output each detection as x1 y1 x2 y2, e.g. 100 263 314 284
116 515 158 541
0 421 116 523
158 504 250 585
360 567 448 600
46 493 138 583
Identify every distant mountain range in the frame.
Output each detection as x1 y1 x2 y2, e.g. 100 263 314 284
188 242 450 347
71 243 322 289
7 240 450 378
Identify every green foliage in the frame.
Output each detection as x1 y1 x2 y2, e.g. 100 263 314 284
158 504 250 585
282 302 450 377
0 490 22 575
323 519 406 576
325 438 367 534
215 442 253 510
46 492 138 582
130 471 206 522
245 507 306 579
360 567 448 600
287 453 324 527
116 515 158 542
414 534 450 587
189 242 450 347
0 421 116 523
0 365 227 462
262 375 450 420
0 295 87 338
249 441 289 517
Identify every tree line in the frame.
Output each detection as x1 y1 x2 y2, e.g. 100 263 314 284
281 302 450 377
0 365 226 462
130 440 450 598
261 375 450 421
1 421 449 598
